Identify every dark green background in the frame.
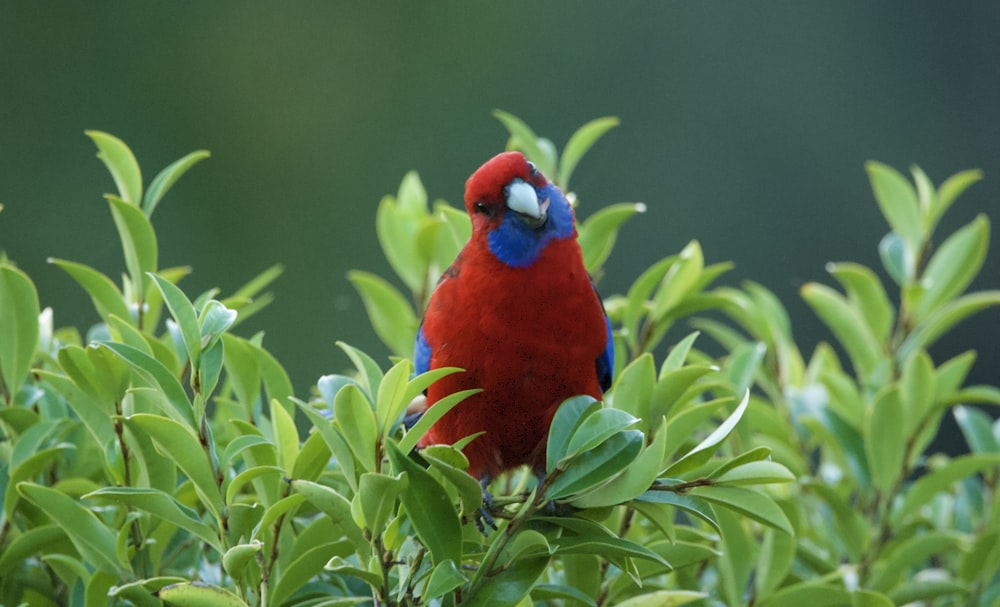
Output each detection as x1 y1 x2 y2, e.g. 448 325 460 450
2 4 997 423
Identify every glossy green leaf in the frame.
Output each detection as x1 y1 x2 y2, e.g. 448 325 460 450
887 578 968 606
17 482 127 576
336 340 384 400
423 559 467 601
348 270 418 358
714 460 795 486
100 342 195 427
652 240 704 321
333 383 377 472
757 583 850 607
569 418 668 508
546 395 602 472
694 485 793 534
108 195 158 300
664 391 749 477
57 344 130 407
0 524 67 575
270 398 299 472
251 493 306 541
85 487 222 553
917 215 989 320
126 413 223 518
493 110 552 177
375 358 411 437
292 480 368 559
608 352 656 421
385 441 462 564
577 202 646 274
896 453 1000 521
421 445 483 515
156 581 248 607
143 149 210 216
954 405 999 453
86 130 142 204
662 331 701 373
828 262 894 342
931 168 982 230
49 258 133 324
269 541 355 606
865 387 906 492
878 231 911 285
222 540 263 579
866 160 923 249
564 407 640 460
559 115 619 190
358 472 406 536
868 530 963 592
801 282 883 376
898 290 1000 361
398 388 480 454
225 465 283 505
546 430 643 500
616 591 708 607
463 555 550 607
0 264 40 400
149 273 201 368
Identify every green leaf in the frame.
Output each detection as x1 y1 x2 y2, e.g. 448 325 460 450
714 460 795 486
463 556 550 607
615 591 708 607
878 231 911 285
86 130 142 204
57 344 130 407
608 353 656 423
348 270 419 358
546 430 644 500
358 472 407 536
49 258 133 324
664 391 749 477
564 407 640 460
636 489 720 533
292 480 368 559
865 387 906 492
333 384 377 473
569 418 668 508
226 465 283 505
222 540 263 579
651 240 704 321
662 331 701 373
897 290 1000 362
398 388 480 454
100 342 195 427
269 541 354 606
801 282 883 377
251 493 306 541
577 202 646 274
757 583 850 607
424 559 468 601
385 441 462 565
887 578 968 606
915 214 989 320
85 487 223 553
269 398 299 472
930 168 982 229
894 452 1000 522
0 264 40 400
375 358 411 438
866 160 923 250
954 405 999 454
547 395 602 472
17 482 127 576
156 581 248 607
868 530 964 592
558 116 619 191
694 485 793 534
149 273 201 368
421 445 483 515
107 195 158 300
493 110 552 177
827 262 894 342
125 413 223 518
336 341 384 400
143 149 210 217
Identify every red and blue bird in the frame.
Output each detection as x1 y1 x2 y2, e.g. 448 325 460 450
414 151 613 486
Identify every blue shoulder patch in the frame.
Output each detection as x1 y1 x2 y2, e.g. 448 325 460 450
487 183 575 267
414 325 431 377
597 312 614 393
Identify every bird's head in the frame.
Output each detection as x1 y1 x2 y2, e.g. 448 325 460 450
464 151 575 267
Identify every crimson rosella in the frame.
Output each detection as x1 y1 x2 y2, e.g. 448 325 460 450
414 151 614 486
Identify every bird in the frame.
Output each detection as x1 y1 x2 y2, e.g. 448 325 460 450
414 151 613 489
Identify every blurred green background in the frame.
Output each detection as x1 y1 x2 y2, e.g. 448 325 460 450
2 3 997 422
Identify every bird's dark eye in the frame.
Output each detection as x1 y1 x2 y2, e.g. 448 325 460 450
526 161 539 177
474 202 494 217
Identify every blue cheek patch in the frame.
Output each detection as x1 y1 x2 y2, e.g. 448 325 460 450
487 184 575 267
413 325 431 376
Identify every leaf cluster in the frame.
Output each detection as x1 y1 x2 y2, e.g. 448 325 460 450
0 116 997 607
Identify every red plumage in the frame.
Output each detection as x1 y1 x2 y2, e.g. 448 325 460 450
417 152 609 480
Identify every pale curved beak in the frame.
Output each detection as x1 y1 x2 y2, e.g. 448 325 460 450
505 178 549 229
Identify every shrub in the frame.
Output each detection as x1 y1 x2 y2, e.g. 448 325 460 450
0 115 997 607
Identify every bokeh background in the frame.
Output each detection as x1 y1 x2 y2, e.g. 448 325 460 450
2 4 998 449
